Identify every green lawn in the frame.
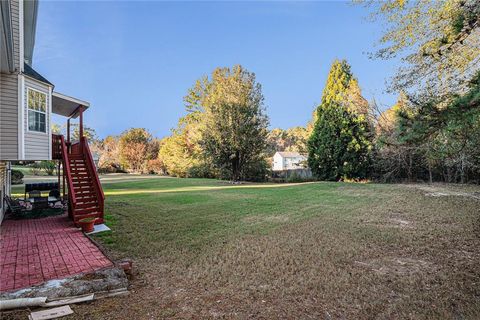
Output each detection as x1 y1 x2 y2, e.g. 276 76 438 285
95 178 379 259
7 177 480 319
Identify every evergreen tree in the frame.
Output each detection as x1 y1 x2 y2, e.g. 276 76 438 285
308 60 373 180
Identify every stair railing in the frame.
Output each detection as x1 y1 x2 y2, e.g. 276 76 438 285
81 136 105 223
58 135 77 214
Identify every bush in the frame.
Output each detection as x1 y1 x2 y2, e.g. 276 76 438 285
29 163 42 176
188 164 216 179
39 161 56 176
11 170 24 185
146 158 167 175
98 164 126 174
241 159 269 182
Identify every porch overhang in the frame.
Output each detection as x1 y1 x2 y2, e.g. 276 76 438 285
52 92 90 119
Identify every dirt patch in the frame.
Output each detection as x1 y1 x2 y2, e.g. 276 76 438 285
242 214 291 224
362 212 414 229
405 184 480 200
355 257 433 275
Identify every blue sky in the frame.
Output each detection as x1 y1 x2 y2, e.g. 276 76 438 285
35 1 399 139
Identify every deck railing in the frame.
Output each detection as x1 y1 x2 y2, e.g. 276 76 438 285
82 137 105 221
52 134 63 160
53 134 77 215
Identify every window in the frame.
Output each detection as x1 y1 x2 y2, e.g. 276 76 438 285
27 88 47 133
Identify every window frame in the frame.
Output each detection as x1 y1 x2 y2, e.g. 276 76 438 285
26 87 48 134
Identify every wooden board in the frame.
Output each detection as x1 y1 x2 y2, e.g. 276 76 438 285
29 306 73 320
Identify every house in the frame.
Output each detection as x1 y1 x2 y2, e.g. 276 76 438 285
0 0 104 225
272 152 307 171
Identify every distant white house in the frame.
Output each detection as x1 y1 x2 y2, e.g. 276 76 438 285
272 152 307 171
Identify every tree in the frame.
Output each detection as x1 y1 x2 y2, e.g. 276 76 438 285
308 104 372 180
38 160 56 176
374 93 423 182
95 135 122 172
396 72 480 183
358 0 480 97
159 113 209 177
71 124 97 142
118 128 156 173
189 66 269 181
320 59 353 106
51 123 97 142
308 60 373 180
51 123 62 134
267 127 309 155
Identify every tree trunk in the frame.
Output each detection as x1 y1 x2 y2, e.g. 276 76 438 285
428 161 433 184
231 151 240 181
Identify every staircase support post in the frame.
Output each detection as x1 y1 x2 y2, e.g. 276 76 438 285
79 107 84 139
67 119 70 143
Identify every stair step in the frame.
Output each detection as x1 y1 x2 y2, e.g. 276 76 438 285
71 170 88 174
74 213 102 223
76 199 98 206
76 195 97 202
72 176 91 181
75 189 96 195
73 181 93 189
74 185 94 190
70 162 86 166
75 187 95 192
76 202 99 210
75 207 102 215
72 178 90 182
72 173 88 177
70 165 86 169
76 190 96 196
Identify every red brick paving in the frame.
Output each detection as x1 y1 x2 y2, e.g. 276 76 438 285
0 214 112 293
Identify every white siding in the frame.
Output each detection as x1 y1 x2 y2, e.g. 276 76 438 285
0 73 19 159
0 0 21 160
272 153 284 171
272 153 307 171
24 76 51 160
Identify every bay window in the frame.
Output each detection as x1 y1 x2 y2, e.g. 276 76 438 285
27 88 47 133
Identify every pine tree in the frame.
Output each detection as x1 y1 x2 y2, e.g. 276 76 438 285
308 60 373 180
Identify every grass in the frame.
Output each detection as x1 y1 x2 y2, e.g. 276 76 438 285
5 177 480 319
95 179 377 259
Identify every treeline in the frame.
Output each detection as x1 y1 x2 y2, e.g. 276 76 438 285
90 0 479 184
90 60 479 184
375 76 480 183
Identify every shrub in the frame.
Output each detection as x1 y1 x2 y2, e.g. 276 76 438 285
146 158 167 175
30 165 41 175
188 164 216 179
39 161 56 176
98 164 126 174
11 170 24 185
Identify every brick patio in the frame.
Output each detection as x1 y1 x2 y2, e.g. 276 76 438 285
0 214 112 293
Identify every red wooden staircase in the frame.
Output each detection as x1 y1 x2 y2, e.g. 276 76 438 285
52 134 104 225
